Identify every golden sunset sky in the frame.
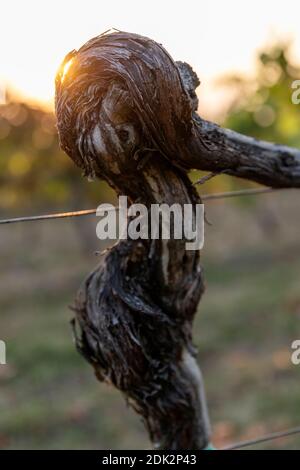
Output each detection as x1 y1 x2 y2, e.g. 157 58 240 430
1 0 300 113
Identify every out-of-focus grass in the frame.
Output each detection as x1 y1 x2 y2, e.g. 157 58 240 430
1 191 300 449
198 254 300 449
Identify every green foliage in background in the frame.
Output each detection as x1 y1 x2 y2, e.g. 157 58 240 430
1 41 300 450
0 98 113 212
193 42 300 196
223 43 300 147
0 42 299 211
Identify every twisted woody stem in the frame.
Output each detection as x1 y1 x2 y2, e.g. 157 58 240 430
55 31 300 450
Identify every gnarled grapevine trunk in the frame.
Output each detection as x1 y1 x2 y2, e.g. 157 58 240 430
55 31 300 449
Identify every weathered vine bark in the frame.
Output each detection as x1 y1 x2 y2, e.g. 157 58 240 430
55 31 300 450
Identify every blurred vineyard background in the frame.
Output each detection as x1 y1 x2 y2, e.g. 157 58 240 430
1 42 300 449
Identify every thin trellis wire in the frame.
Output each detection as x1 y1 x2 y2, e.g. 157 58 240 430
0 187 288 225
0 184 299 449
222 425 300 450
